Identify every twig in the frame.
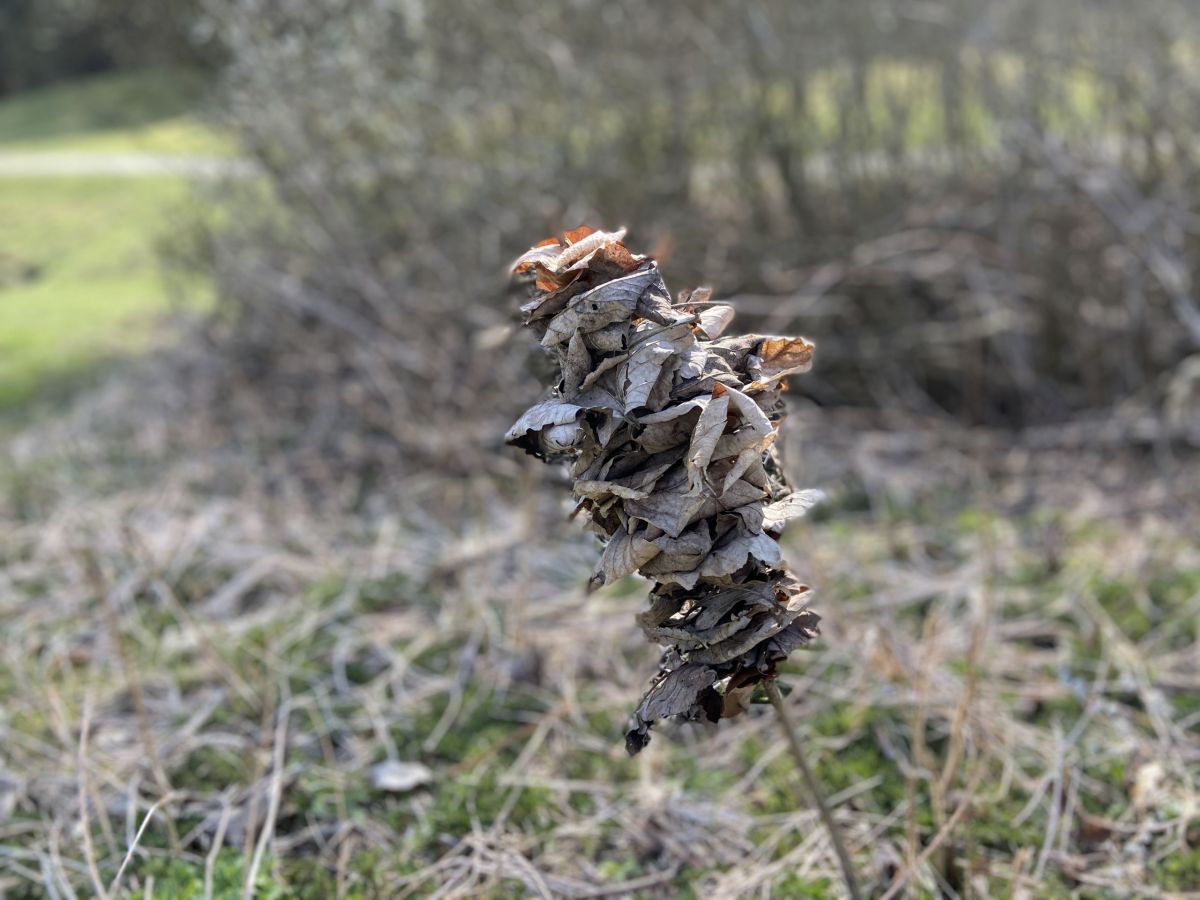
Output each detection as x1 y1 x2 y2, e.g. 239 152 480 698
204 797 235 900
880 761 987 900
764 680 862 900
243 693 292 900
107 793 177 897
83 552 180 855
76 689 109 900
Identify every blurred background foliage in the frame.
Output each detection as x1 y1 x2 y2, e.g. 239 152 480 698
4 0 1200 448
0 0 218 96
193 0 1200 463
3 3 1200 897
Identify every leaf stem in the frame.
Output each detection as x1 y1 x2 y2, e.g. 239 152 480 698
764 679 862 900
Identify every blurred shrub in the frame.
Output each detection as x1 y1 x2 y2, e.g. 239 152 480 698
193 0 1200 463
0 0 219 95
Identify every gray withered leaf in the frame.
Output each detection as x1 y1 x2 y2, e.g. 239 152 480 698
741 460 772 492
683 613 754 648
711 426 770 462
695 304 736 340
625 489 708 539
636 398 708 453
637 397 710 421
622 330 678 413
686 605 807 665
641 611 753 649
626 661 719 754
698 524 782 579
724 386 773 440
520 290 572 326
672 362 742 400
574 480 651 501
569 385 623 415
644 352 682 412
714 476 769 512
691 582 775 630
580 458 686 508
721 447 762 495
759 611 822 660
676 345 708 381
583 322 630 352
592 525 662 588
623 465 711 537
726 501 766 534
594 414 625 448
505 399 583 456
762 490 825 530
561 330 592 398
637 418 700 454
705 335 760 372
635 270 686 325
604 444 672 481
580 352 627 391
637 591 687 628
637 622 702 645
638 525 713 588
575 437 630 484
542 268 658 347
594 449 685 499
627 475 763 541
543 300 633 349
686 388 730 493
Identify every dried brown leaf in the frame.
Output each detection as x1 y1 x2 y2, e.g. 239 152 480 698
746 336 816 390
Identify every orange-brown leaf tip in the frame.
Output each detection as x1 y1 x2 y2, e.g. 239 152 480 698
563 225 597 245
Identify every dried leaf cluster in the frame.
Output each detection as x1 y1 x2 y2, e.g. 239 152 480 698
507 227 822 754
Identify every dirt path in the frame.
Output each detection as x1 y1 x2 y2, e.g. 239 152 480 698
0 150 250 178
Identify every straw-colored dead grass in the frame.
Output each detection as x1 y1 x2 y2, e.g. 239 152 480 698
1 370 1198 898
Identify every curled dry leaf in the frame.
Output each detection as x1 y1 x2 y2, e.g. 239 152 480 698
506 227 823 754
370 760 433 793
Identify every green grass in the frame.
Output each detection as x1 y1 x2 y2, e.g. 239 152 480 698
0 69 232 156
0 71 222 411
0 175 207 408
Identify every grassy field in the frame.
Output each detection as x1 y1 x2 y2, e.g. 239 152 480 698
0 72 219 411
1 375 1196 896
0 70 230 156
0 176 202 408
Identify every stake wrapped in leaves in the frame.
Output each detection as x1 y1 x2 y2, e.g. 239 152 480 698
507 227 822 754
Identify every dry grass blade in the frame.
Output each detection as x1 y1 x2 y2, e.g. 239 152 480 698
1 324 1195 895
106 793 177 897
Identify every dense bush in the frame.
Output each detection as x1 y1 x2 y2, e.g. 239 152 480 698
0 0 217 95
194 0 1200 465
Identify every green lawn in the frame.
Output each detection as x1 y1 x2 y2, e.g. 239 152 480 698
0 176 205 408
0 69 232 156
0 71 220 411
